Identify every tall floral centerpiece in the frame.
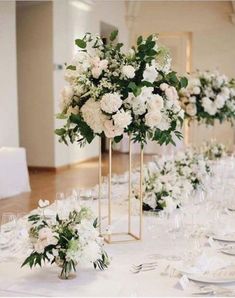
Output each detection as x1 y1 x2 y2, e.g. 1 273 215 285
180 70 235 124
56 31 187 242
179 70 235 145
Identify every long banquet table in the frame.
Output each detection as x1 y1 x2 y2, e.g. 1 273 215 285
1 158 235 297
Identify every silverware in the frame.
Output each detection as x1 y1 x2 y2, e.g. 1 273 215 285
193 285 235 297
130 262 158 274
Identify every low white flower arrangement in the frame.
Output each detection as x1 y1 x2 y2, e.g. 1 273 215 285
55 31 187 147
179 70 235 125
22 206 110 279
202 140 227 160
174 150 211 190
133 150 211 212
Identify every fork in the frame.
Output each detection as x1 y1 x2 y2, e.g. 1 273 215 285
130 262 158 274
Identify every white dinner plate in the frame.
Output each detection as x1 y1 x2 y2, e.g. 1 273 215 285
211 234 235 242
186 273 235 284
221 247 235 256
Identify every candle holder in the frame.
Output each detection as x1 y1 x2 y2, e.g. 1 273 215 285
98 136 143 244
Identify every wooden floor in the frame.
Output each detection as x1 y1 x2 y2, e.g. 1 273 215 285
0 153 153 217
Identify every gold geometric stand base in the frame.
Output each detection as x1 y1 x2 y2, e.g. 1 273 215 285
103 232 141 244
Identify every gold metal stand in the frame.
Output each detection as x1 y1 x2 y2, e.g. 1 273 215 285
98 136 143 244
184 119 189 147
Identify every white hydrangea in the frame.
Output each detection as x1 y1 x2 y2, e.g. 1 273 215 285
81 98 107 133
100 92 122 114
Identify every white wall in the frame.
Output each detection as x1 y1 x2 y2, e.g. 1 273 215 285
53 0 129 167
0 1 19 147
131 1 235 77
131 1 235 149
17 2 54 166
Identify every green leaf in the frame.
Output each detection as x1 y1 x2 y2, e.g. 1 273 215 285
114 135 123 143
137 36 143 45
66 65 76 71
180 77 188 88
75 39 86 49
110 30 118 41
55 128 66 136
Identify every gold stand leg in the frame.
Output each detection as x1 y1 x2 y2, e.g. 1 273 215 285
98 138 102 235
108 138 112 243
139 147 144 239
98 136 143 244
184 119 189 147
128 135 132 234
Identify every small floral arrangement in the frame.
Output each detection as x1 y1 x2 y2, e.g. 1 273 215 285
55 31 187 147
22 206 109 279
139 161 183 212
180 70 235 125
174 150 211 190
133 150 211 212
202 140 227 160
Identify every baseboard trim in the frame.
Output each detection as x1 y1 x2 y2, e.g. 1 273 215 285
28 156 100 172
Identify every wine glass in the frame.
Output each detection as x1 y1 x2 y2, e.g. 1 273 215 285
0 213 17 250
55 192 65 210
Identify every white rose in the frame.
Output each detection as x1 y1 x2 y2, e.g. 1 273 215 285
165 86 178 101
112 109 132 129
147 94 164 111
91 67 102 79
160 83 169 91
193 86 200 95
145 111 162 128
221 87 230 99
186 103 197 116
215 94 226 109
122 65 135 78
143 64 158 83
156 114 171 131
100 92 122 114
189 96 196 103
81 98 107 133
103 119 123 138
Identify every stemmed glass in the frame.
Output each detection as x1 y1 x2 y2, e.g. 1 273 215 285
0 213 17 258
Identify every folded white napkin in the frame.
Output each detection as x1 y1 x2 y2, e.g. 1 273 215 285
212 225 234 237
181 252 230 274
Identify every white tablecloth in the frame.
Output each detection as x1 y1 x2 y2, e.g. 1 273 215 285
0 147 31 199
0 159 235 296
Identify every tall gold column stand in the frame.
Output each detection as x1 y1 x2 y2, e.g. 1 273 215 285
98 136 143 244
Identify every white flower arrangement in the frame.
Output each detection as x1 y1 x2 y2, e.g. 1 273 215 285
55 31 187 147
179 70 235 125
201 140 227 160
133 150 211 212
22 204 109 279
